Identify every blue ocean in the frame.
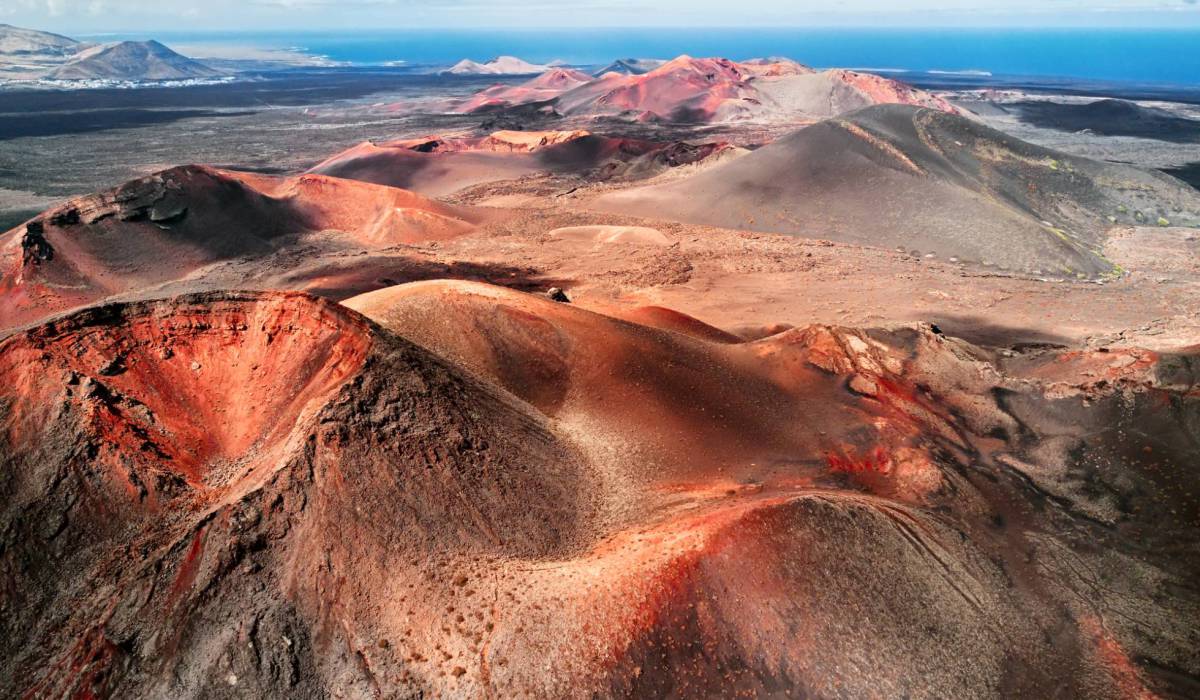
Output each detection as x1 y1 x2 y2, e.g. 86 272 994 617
80 28 1200 86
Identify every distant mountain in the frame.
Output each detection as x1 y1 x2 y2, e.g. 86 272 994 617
592 58 666 76
444 56 550 75
456 68 593 112
0 23 79 56
48 40 221 81
456 55 959 124
0 23 85 80
566 56 955 122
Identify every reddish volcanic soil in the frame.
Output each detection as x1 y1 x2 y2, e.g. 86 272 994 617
449 56 963 124
3 67 1200 698
2 284 1197 697
0 165 478 330
457 68 594 112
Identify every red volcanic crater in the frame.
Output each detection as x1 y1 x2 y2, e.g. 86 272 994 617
0 282 1197 697
0 290 591 698
0 165 477 330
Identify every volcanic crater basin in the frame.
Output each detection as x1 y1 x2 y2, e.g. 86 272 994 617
0 164 480 331
0 289 596 698
3 282 1193 697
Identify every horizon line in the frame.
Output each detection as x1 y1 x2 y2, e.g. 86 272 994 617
58 24 1200 35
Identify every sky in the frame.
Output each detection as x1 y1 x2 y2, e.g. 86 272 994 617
3 0 1199 32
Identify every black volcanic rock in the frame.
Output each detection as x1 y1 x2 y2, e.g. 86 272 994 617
1161 161 1200 191
1016 98 1200 143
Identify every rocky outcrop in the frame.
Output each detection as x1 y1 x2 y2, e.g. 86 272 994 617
20 221 53 266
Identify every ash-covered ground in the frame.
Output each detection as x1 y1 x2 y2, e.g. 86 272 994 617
5 68 1198 234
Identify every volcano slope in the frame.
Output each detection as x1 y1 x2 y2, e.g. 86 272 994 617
1 282 1198 697
552 59 962 124
591 103 1200 279
453 57 960 124
308 129 730 197
0 290 593 698
0 165 477 330
456 68 594 113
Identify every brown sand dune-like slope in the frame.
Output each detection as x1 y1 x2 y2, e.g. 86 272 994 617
547 224 671 246
309 130 730 196
0 165 477 330
309 140 545 197
4 282 1193 697
752 67 964 119
592 103 1200 278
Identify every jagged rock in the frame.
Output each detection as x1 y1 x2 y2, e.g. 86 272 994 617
20 220 53 266
148 198 187 223
848 374 879 396
49 208 80 226
97 355 126 376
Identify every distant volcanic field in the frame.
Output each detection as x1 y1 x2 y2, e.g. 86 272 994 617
2 55 1200 699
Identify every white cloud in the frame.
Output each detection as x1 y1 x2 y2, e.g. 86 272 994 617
3 0 1197 31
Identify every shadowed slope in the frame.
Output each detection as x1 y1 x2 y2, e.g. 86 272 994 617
309 131 729 196
1016 98 1200 143
592 104 1200 278
340 280 1200 698
0 291 592 698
